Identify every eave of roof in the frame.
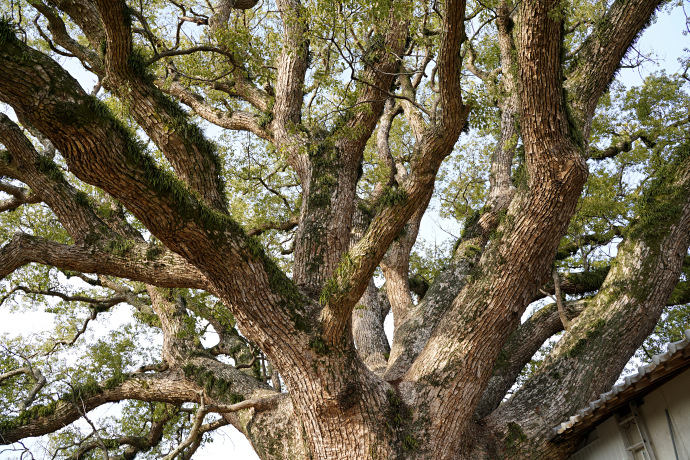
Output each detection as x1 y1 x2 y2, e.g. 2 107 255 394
552 329 690 439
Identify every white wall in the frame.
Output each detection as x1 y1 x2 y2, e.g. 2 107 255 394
570 418 630 460
570 368 690 460
640 368 690 460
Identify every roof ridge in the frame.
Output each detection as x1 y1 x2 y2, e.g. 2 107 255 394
552 328 690 437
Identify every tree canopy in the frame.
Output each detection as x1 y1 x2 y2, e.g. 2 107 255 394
0 0 689 458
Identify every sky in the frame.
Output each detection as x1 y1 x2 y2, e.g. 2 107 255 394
1 4 689 460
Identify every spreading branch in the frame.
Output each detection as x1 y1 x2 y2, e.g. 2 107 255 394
0 182 41 212
161 79 272 141
0 233 210 290
163 392 281 459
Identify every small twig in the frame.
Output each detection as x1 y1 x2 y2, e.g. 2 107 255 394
71 389 110 460
247 216 299 237
350 75 431 117
540 269 571 331
0 367 32 384
147 45 238 66
0 182 41 213
163 393 208 460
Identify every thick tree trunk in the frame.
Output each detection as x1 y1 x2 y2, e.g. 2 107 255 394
0 0 676 457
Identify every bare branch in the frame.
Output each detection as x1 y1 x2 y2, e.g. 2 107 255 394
5 285 127 309
552 269 571 331
0 361 272 445
160 79 272 141
0 184 41 212
93 0 228 211
163 392 277 460
4 364 47 413
0 367 32 384
147 45 238 65
179 16 209 26
30 1 103 74
475 300 587 419
0 233 211 291
566 0 666 138
247 216 299 237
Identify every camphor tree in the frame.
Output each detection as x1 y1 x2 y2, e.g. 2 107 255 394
0 0 689 457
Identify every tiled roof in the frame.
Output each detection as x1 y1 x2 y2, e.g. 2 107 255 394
552 329 690 438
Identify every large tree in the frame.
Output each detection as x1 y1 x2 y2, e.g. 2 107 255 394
1 0 689 458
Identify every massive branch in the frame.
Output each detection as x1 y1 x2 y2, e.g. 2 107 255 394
566 0 665 138
487 141 690 456
0 31 318 381
401 2 588 457
0 359 280 446
317 0 470 345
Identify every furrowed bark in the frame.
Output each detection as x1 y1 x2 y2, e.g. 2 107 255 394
383 3 517 383
2 280 302 459
0 32 320 385
533 266 610 302
0 182 40 212
41 0 232 213
383 213 506 387
44 0 105 52
318 0 469 346
0 113 211 292
98 0 228 211
0 372 190 444
383 251 478 383
240 393 308 460
380 203 426 329
1 0 675 456
352 280 391 376
350 207 391 376
291 8 409 304
401 2 588 456
273 0 308 140
271 8 473 438
0 234 209 289
31 1 103 73
163 0 272 116
486 1 519 212
148 287 205 365
68 409 174 460
0 123 294 459
0 114 105 242
0 29 396 460
475 300 587 419
273 0 332 296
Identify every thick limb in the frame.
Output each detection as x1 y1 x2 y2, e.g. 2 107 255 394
486 142 690 455
400 3 588 457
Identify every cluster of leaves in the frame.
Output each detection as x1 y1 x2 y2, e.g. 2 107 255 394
218 130 299 268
